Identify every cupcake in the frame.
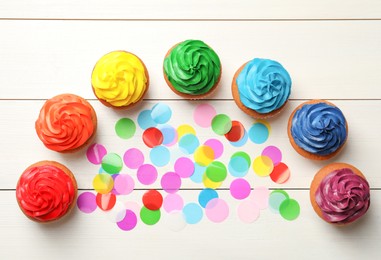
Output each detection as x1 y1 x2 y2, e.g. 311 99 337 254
35 94 97 153
163 39 221 99
91 51 149 108
288 100 348 160
16 161 78 223
232 58 291 119
310 163 370 225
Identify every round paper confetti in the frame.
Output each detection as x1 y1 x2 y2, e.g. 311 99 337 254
212 114 232 135
205 198 229 223
230 129 248 147
163 193 184 213
158 124 178 146
198 188 219 208
161 172 182 193
262 146 282 166
183 203 203 224
230 178 251 200
237 200 260 223
105 201 126 223
142 190 163 210
228 151 251 177
177 124 196 139
194 145 215 166
250 186 270 209
96 193 116 211
115 118 136 139
137 164 158 185
190 163 205 183
225 120 245 142
87 143 107 165
113 174 135 195
163 211 187 232
117 210 137 231
93 173 114 194
178 133 199 154
202 174 222 189
151 103 172 124
206 161 227 182
269 190 289 213
279 199 300 221
270 163 291 184
253 155 274 177
174 157 195 178
193 103 217 128
150 146 170 167
137 110 157 130
123 148 144 169
101 153 123 174
142 127 163 148
248 122 269 144
140 207 161 225
204 139 224 159
77 192 97 214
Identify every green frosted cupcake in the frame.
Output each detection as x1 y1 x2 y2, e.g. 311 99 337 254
163 39 222 99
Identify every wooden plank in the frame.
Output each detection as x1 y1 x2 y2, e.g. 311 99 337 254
1 190 380 259
0 20 380 100
1 100 380 189
0 0 380 20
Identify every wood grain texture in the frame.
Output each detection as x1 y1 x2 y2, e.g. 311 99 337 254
0 0 380 20
0 20 381 100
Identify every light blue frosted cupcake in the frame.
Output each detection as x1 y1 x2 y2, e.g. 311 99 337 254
232 58 292 118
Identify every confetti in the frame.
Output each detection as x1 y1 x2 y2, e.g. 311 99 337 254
115 118 136 139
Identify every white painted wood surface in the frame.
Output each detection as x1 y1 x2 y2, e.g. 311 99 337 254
1 1 380 259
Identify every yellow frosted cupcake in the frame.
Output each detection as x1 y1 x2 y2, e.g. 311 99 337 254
91 51 149 109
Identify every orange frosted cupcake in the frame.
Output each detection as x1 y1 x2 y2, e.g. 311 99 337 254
16 161 77 223
35 94 97 153
91 51 149 109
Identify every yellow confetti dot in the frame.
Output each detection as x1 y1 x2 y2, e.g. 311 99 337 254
194 145 215 166
93 173 114 194
177 124 196 139
253 155 274 177
202 173 222 189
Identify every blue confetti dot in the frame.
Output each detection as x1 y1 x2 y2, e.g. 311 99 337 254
178 133 200 154
183 203 203 224
248 123 269 144
190 163 205 183
151 103 172 124
158 124 177 146
228 156 250 177
198 189 219 208
149 146 170 167
138 110 157 130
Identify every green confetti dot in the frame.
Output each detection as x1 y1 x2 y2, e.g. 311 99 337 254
206 161 227 182
231 151 251 166
269 190 290 213
115 118 136 139
140 206 161 225
279 198 300 221
101 153 123 174
211 114 232 135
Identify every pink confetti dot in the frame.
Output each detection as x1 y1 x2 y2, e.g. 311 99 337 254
137 164 158 185
230 178 251 200
204 139 224 159
193 104 217 128
86 143 107 165
250 186 270 209
237 200 260 223
123 148 144 169
174 157 195 178
113 174 135 195
77 192 97 214
163 193 184 213
161 172 182 193
261 146 282 166
205 198 229 223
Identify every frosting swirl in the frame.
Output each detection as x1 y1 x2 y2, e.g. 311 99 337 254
164 40 221 95
92 51 148 107
291 102 347 156
315 168 370 224
35 94 96 152
236 58 291 113
16 164 77 222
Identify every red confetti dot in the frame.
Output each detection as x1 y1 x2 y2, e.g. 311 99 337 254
142 190 163 210
225 120 245 142
96 192 116 211
142 127 163 148
270 162 291 184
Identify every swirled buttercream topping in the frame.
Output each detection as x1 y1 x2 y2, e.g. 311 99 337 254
35 94 96 152
16 164 76 222
92 51 148 106
236 58 291 114
315 168 370 224
291 102 347 156
164 40 221 95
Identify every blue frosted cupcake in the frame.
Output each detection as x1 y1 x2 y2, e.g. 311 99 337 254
232 58 292 118
288 100 348 160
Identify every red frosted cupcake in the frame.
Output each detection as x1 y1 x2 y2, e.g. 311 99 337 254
16 161 77 223
35 94 97 152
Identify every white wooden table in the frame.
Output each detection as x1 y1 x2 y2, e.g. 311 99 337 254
1 1 380 259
